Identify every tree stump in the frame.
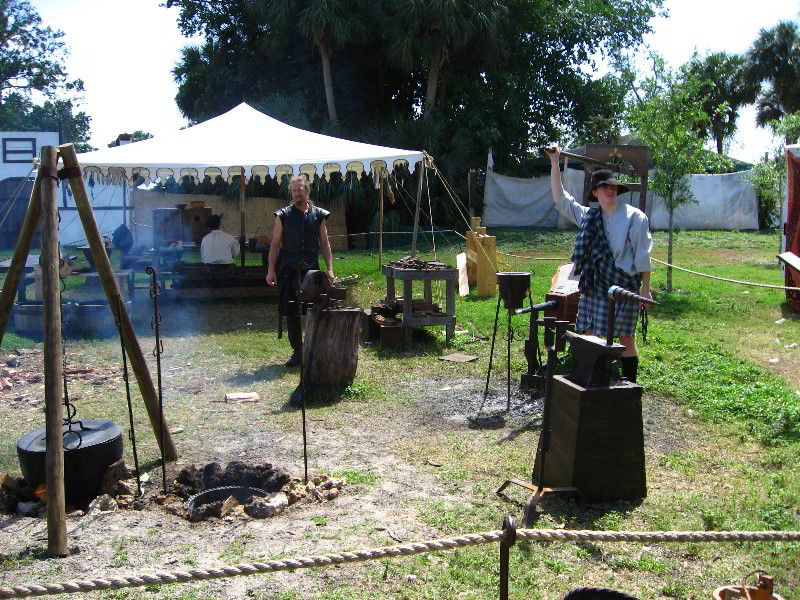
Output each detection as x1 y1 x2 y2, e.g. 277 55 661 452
291 307 362 403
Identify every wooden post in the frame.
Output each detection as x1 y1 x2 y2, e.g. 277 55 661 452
240 167 246 267
466 216 480 285
411 155 425 257
477 234 497 297
0 175 41 344
40 147 67 557
59 144 178 461
378 168 384 268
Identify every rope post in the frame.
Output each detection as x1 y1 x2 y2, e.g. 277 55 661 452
499 516 516 600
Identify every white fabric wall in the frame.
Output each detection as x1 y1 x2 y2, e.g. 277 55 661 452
647 171 758 230
483 168 758 230
482 168 584 229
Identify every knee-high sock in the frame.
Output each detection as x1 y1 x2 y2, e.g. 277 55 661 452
287 315 302 354
620 356 639 383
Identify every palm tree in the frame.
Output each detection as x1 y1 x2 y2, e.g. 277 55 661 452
259 0 371 123
745 20 800 133
684 51 758 154
381 0 509 122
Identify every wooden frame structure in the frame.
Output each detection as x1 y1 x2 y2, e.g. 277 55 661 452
0 144 178 556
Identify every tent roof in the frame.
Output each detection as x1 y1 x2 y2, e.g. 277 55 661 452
74 103 423 184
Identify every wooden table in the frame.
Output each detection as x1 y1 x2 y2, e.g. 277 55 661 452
0 255 38 302
383 264 458 346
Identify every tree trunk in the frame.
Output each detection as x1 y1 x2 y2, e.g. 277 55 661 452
317 39 338 122
667 207 674 293
423 39 447 122
302 307 362 389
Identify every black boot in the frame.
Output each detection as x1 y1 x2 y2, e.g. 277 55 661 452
620 356 639 383
285 316 302 367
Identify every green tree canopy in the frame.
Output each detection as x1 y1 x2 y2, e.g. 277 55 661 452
0 92 92 152
626 54 722 291
745 20 800 130
0 0 75 98
684 51 757 154
166 0 664 228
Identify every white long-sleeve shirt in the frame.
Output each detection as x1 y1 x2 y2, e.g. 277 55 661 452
555 190 652 276
200 230 240 264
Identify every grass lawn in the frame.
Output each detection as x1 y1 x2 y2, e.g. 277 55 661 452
0 228 797 599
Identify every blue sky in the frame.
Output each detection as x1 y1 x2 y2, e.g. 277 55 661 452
30 0 799 163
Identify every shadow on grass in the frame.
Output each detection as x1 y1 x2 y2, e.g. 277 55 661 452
270 384 359 414
223 366 285 386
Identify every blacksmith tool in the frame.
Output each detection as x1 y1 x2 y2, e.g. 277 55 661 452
146 266 167 493
606 285 658 347
481 272 532 413
114 293 141 497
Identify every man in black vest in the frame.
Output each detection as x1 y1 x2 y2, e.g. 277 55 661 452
266 175 335 366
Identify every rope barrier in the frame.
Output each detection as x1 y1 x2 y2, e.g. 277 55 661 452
1 528 797 598
652 257 800 292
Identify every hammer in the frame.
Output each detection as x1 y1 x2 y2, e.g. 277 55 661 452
606 285 658 346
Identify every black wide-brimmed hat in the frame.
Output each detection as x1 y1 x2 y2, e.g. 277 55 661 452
590 169 629 194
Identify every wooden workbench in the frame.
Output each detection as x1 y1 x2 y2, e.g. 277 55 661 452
383 264 458 346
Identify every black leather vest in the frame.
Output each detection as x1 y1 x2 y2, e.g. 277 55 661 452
276 204 330 269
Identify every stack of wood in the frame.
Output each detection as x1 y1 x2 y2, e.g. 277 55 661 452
365 297 447 347
388 256 450 271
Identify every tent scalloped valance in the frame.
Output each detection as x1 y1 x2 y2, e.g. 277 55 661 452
74 103 423 187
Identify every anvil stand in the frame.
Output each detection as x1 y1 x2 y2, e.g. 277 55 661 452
518 299 559 395
496 316 578 527
481 272 533 413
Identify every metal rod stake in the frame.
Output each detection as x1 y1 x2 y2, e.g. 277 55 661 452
146 266 167 493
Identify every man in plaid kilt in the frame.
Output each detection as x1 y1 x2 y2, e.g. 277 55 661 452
546 146 653 383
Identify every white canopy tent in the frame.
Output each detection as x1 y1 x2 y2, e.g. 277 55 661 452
73 103 423 183
69 103 427 260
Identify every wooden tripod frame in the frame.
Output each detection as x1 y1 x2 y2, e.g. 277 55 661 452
0 144 178 556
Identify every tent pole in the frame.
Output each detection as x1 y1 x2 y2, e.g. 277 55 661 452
0 174 41 345
40 146 68 557
379 167 384 268
411 154 426 258
240 167 246 267
59 143 178 461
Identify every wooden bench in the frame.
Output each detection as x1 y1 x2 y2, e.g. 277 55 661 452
164 264 277 300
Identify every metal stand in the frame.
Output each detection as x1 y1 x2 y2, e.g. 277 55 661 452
146 266 167 493
482 284 533 413
497 317 578 527
114 293 141 496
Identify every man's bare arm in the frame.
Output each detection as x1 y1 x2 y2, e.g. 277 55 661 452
319 220 334 281
266 216 283 285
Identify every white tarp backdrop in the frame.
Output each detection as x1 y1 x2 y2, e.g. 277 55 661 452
72 103 423 183
483 168 758 230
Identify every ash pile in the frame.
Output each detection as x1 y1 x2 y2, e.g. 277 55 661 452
163 461 344 522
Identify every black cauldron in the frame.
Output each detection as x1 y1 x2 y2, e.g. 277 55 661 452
17 420 123 506
497 271 531 310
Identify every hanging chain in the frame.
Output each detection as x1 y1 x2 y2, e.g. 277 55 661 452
57 209 85 449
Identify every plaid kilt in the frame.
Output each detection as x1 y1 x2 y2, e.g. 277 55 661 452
576 287 639 337
572 205 641 338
